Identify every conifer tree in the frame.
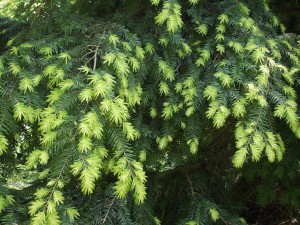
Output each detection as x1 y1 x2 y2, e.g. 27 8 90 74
0 0 299 224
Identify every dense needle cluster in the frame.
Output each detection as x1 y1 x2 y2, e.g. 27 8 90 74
0 0 299 224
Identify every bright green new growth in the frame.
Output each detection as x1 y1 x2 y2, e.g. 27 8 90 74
0 0 299 224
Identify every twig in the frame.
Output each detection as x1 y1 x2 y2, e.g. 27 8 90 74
185 173 195 195
93 45 99 70
102 196 117 224
219 215 230 225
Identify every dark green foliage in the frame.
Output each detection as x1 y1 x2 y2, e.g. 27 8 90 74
0 0 299 224
271 0 300 33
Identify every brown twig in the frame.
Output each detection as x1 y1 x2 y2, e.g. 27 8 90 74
102 196 117 224
185 173 195 195
93 45 99 70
